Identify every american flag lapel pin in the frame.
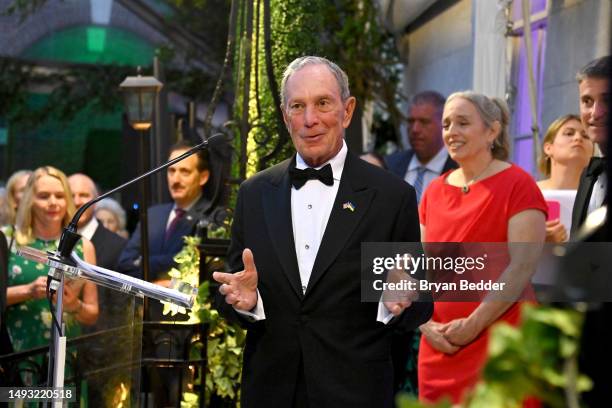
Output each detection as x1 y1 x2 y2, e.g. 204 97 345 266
342 201 355 212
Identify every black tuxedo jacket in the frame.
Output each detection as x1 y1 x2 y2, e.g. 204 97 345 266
90 223 126 271
118 195 211 280
384 149 457 181
222 153 432 407
0 230 7 326
570 157 607 237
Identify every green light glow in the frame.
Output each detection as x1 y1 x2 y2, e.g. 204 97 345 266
22 26 154 66
87 27 107 53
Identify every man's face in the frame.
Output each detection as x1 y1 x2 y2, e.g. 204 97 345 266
282 64 356 167
167 149 209 208
407 102 444 164
68 174 96 227
579 77 609 151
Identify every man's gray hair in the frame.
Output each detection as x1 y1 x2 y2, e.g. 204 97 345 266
576 55 611 83
410 90 446 117
280 56 350 108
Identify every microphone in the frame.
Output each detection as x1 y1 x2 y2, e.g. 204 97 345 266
21 133 224 304
18 246 195 308
18 126 226 391
58 133 225 260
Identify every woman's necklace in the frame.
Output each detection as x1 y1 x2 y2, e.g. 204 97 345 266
461 160 494 194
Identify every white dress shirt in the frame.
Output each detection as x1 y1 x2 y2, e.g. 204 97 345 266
291 142 346 293
78 217 99 241
587 166 607 216
404 147 449 199
587 148 607 216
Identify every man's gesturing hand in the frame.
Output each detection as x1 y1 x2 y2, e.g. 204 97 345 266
383 262 419 316
213 248 258 312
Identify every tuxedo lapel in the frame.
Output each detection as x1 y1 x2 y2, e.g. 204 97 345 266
572 157 605 232
262 160 303 299
573 172 594 230
306 154 375 295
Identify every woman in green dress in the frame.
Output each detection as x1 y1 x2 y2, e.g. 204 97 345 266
5 166 98 386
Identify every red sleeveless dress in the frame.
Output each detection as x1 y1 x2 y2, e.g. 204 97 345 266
418 165 547 404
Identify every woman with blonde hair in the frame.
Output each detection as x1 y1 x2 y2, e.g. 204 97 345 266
418 91 546 404
4 166 98 384
537 114 592 242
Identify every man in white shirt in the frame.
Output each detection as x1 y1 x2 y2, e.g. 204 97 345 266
68 173 126 271
385 91 457 202
213 56 431 408
68 173 128 405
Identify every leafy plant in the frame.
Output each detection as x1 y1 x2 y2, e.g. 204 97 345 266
397 305 589 408
165 236 245 407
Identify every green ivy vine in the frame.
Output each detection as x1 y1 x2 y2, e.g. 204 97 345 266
164 236 245 407
230 0 404 182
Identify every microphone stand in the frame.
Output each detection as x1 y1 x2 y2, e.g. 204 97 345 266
33 134 223 406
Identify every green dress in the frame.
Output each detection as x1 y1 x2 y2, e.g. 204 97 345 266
6 236 85 386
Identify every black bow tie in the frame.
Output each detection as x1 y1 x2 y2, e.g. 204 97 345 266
289 163 334 189
586 157 606 177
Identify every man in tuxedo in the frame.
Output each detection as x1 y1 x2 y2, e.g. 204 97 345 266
118 140 212 286
569 55 610 407
214 56 432 407
571 56 610 236
385 91 457 202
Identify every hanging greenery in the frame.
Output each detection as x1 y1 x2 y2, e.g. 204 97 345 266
230 0 404 181
164 236 245 407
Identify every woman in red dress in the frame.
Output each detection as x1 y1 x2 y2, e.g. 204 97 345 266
417 91 547 404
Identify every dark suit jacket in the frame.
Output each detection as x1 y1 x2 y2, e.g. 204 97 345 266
221 153 432 407
570 157 607 237
84 224 128 330
384 149 457 180
569 156 609 406
90 223 126 271
118 196 211 280
0 230 7 327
